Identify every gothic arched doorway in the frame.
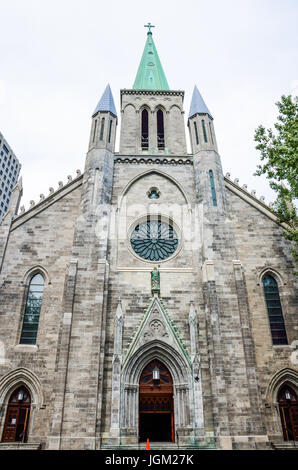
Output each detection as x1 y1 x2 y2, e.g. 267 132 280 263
278 385 298 441
139 360 174 442
1 386 31 443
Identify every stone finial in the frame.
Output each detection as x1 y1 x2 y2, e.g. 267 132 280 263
225 172 231 179
242 184 248 191
234 178 239 185
251 190 256 197
76 170 82 177
67 175 72 183
260 196 265 202
30 200 35 208
189 301 197 323
116 298 123 319
49 187 54 195
20 206 25 214
58 181 63 189
39 194 45 202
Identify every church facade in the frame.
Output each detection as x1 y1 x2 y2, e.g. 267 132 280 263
0 28 297 450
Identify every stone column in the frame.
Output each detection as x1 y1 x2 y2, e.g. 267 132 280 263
48 260 78 450
109 299 123 443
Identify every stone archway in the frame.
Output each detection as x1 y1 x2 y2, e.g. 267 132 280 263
120 341 194 445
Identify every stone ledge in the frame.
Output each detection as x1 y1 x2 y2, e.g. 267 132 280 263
271 441 298 450
0 442 41 450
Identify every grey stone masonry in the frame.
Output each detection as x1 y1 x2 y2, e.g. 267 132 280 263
119 90 187 155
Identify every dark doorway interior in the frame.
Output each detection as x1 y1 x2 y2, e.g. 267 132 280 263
139 413 172 442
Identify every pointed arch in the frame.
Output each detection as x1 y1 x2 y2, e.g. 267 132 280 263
266 368 298 405
22 265 50 285
257 267 285 287
0 368 45 407
122 340 191 386
118 169 190 209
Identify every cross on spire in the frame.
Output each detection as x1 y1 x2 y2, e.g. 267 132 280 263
144 22 155 34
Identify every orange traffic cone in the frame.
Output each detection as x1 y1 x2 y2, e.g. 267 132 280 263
146 438 150 450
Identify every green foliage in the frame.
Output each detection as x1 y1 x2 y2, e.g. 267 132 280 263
254 95 298 269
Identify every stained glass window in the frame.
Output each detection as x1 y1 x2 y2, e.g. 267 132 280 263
108 120 113 143
130 220 178 261
148 189 160 199
99 118 105 141
142 109 149 149
157 110 165 149
263 274 288 345
20 273 44 345
93 119 97 142
202 120 208 143
194 121 199 145
209 170 217 206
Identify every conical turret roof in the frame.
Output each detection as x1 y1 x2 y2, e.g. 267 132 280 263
133 31 169 90
189 85 213 119
93 84 117 117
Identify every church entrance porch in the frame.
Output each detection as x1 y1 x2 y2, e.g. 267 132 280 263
139 360 174 443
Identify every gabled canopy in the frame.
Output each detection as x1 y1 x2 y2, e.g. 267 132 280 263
93 84 117 118
189 85 213 119
133 32 170 90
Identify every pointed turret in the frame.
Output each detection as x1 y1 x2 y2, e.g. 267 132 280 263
188 85 217 153
189 85 213 119
133 29 169 90
93 84 117 119
89 84 117 152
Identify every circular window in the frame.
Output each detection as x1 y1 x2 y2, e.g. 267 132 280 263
130 219 179 261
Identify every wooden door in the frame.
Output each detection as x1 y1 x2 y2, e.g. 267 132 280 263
2 386 31 443
278 385 298 441
139 360 174 442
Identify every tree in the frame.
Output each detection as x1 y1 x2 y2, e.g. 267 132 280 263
254 95 298 269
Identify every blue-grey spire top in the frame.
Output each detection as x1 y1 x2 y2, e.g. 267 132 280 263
189 85 213 119
93 84 117 118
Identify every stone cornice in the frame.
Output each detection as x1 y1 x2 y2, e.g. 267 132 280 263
121 89 184 97
115 155 192 165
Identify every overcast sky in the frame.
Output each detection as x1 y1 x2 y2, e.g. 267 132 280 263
0 0 297 209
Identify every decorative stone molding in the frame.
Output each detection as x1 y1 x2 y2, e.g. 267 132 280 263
115 156 192 166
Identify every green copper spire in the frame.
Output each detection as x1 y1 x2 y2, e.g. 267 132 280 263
133 25 170 90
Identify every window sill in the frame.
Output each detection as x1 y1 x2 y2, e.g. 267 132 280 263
14 344 39 353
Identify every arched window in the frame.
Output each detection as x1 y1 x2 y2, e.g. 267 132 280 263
108 119 113 143
93 119 97 143
99 118 105 141
141 109 149 149
202 120 208 143
209 122 214 145
262 274 288 345
2 386 31 443
278 385 298 441
209 170 217 206
20 273 45 345
194 121 199 145
157 110 165 149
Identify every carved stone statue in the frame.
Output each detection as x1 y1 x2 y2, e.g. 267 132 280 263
151 267 160 295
